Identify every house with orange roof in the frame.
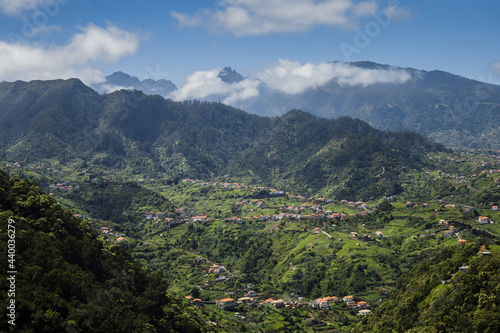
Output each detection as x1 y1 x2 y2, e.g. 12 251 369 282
115 237 127 244
478 216 490 224
271 299 285 308
313 298 329 309
237 297 254 305
216 298 236 310
208 264 226 274
457 239 467 245
492 206 498 211
324 296 338 302
357 301 369 309
347 301 357 309
343 296 354 302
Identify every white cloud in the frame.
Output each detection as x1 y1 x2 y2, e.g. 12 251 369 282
259 60 411 93
384 4 412 21
223 79 260 104
171 60 411 103
100 84 135 94
0 0 61 16
258 60 340 94
0 23 140 85
170 69 228 100
169 69 260 104
172 0 382 36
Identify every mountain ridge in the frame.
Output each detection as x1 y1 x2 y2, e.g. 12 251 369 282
0 78 446 200
100 61 499 149
94 71 177 96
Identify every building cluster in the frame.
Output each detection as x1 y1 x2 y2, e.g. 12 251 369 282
48 182 80 195
206 293 371 316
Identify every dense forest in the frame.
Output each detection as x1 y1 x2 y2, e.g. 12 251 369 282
349 240 500 332
1 78 499 332
232 61 500 150
0 170 210 332
0 79 446 200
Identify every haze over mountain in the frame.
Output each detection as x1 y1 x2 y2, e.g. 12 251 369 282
168 61 500 150
0 78 445 200
97 62 500 150
94 71 177 96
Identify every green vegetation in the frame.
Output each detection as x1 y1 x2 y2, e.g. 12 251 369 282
2 148 500 331
349 241 500 332
1 79 499 331
0 171 210 332
238 62 500 150
0 79 446 200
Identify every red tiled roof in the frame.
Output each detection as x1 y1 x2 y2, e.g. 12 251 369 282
219 298 234 302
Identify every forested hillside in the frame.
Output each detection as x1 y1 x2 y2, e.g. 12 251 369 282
0 79 446 200
229 110 445 199
0 170 209 332
1 78 499 332
2 145 499 332
231 62 500 149
349 241 500 332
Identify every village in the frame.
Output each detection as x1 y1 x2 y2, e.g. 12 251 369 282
2 151 500 330
4 159 499 249
184 253 373 318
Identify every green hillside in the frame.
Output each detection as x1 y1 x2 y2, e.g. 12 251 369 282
2 148 500 332
1 79 499 332
235 62 500 150
229 111 445 199
0 170 209 332
0 79 446 200
349 241 500 332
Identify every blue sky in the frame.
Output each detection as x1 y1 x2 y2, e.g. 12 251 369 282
0 0 499 93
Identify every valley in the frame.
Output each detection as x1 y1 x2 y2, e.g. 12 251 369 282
1 1 499 331
1 78 499 332
3 148 499 332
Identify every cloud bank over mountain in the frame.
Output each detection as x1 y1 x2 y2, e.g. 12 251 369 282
170 60 411 103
